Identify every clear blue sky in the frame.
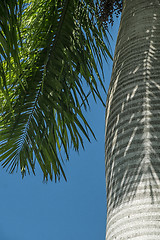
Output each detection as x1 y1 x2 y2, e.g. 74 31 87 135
0 16 120 240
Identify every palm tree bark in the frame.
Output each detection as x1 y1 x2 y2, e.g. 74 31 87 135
105 0 160 239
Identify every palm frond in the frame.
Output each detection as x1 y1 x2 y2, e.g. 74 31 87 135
0 0 112 181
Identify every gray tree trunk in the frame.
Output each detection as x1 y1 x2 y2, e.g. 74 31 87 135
105 0 160 239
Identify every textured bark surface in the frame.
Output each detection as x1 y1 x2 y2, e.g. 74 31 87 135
105 0 160 239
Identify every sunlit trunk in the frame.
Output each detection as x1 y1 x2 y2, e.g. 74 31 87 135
105 0 160 239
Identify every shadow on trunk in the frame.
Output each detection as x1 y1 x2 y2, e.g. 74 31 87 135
105 0 160 215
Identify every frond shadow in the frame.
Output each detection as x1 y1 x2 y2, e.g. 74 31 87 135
105 3 160 214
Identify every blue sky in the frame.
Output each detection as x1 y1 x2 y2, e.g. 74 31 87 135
0 16 120 240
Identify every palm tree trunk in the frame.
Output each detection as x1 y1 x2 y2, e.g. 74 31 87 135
105 0 160 239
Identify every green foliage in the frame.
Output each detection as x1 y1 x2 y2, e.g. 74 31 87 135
0 0 112 181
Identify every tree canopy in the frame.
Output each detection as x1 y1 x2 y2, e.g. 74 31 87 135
0 0 122 181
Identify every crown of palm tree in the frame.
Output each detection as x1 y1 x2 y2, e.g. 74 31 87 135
98 0 123 27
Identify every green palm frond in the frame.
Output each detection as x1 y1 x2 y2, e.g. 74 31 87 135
0 0 112 181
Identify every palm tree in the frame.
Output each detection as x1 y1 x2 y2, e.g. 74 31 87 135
0 0 112 181
105 0 160 239
2 0 160 239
